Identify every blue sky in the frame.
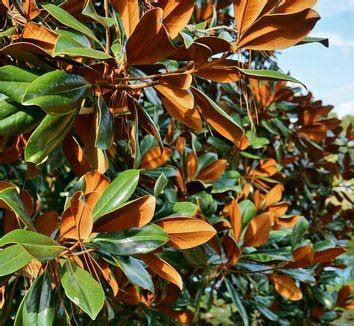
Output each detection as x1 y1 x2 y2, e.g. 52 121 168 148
277 0 354 117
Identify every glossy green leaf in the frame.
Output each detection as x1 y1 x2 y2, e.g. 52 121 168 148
0 229 64 261
291 217 309 247
93 169 140 220
55 47 112 59
0 65 39 103
154 173 168 196
22 271 54 326
239 199 257 227
22 71 90 115
0 99 44 136
225 279 249 326
236 68 304 86
154 202 198 219
113 256 154 292
82 0 115 28
0 187 35 230
60 260 105 320
0 244 33 276
25 111 77 164
42 4 99 43
90 224 168 256
0 27 16 39
95 95 114 149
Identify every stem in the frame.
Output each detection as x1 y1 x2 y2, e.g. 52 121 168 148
104 0 110 54
97 80 159 90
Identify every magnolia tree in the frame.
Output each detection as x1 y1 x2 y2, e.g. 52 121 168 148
0 0 353 324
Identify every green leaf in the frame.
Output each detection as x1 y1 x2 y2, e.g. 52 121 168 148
0 245 33 276
0 99 44 136
0 65 39 103
291 217 309 247
225 279 249 326
55 47 112 59
22 70 90 115
60 260 105 320
95 95 114 149
296 36 329 47
0 27 16 39
239 199 257 227
0 187 35 230
154 173 168 196
0 229 64 261
42 4 99 43
180 32 194 48
25 111 77 164
236 68 304 86
154 202 198 219
22 271 55 326
313 239 336 252
90 224 168 256
82 0 115 28
113 256 154 292
93 169 140 220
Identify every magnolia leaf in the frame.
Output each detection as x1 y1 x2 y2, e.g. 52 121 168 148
90 224 168 255
156 217 216 249
0 229 64 261
0 187 36 230
269 275 303 301
0 245 33 276
25 111 77 164
95 95 114 150
42 3 99 42
141 147 172 169
140 253 183 290
60 260 105 320
111 0 139 37
0 99 44 137
296 36 329 47
92 169 140 220
225 279 249 326
94 195 156 232
22 271 55 326
291 217 309 247
154 173 168 196
243 213 271 248
113 256 154 292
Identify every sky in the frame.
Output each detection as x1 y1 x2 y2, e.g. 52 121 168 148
276 0 354 117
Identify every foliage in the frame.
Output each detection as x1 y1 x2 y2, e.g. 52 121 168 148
0 0 353 324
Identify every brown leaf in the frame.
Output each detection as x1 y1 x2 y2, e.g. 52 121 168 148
156 0 194 38
83 171 110 210
141 146 172 169
269 275 303 301
23 0 41 20
62 135 91 177
59 192 93 241
237 9 320 50
230 199 242 242
100 260 119 297
286 245 314 268
264 184 283 207
126 8 176 65
156 217 217 249
194 59 242 83
223 233 241 265
111 0 139 37
187 151 198 180
233 0 277 37
93 195 156 232
276 0 318 14
160 73 192 90
313 247 346 264
243 213 271 247
22 22 58 52
197 159 227 183
34 211 58 236
154 84 202 130
192 87 244 145
140 253 183 290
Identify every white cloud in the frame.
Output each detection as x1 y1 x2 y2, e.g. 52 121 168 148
334 101 354 118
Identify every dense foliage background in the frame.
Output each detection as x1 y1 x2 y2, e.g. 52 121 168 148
0 0 353 324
